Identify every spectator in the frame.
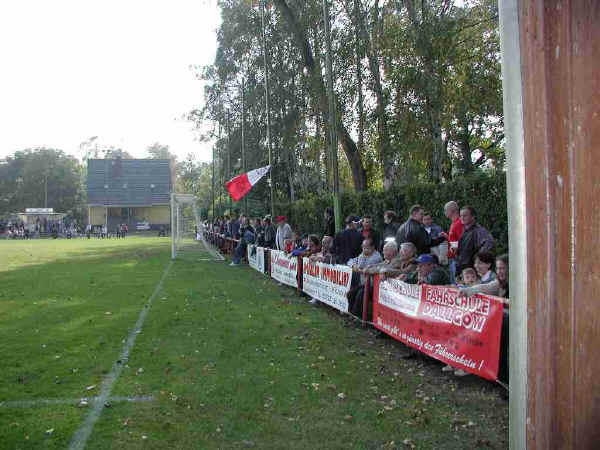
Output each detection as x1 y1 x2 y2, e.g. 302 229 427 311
396 205 446 255
290 234 309 256
310 236 335 264
405 254 449 285
232 214 243 240
252 217 263 243
381 210 400 251
347 238 383 284
275 216 293 251
230 217 255 266
458 267 479 287
359 216 381 251
364 241 401 275
457 254 509 380
460 253 509 299
347 240 399 317
324 207 335 237
455 206 495 275
293 234 321 258
440 201 464 284
388 242 419 280
333 216 363 265
474 251 496 284
262 216 276 248
422 212 443 239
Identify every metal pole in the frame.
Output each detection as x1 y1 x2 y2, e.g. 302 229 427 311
241 78 247 215
226 110 232 213
211 143 215 224
322 0 341 233
171 193 176 259
499 1 527 448
260 0 275 219
44 173 48 208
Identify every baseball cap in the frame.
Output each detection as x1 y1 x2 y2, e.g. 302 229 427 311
416 254 436 264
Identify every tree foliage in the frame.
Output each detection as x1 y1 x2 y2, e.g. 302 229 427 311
0 148 83 220
192 0 503 205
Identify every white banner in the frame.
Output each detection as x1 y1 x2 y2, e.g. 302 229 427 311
270 250 298 288
302 258 352 312
377 278 422 317
257 247 265 273
248 245 265 273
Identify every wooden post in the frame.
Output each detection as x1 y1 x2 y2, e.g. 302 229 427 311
362 275 370 327
501 1 600 448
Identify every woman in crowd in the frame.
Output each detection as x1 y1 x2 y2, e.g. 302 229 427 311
458 254 509 382
473 251 496 284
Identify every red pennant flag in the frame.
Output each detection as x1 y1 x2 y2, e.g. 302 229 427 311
225 165 271 202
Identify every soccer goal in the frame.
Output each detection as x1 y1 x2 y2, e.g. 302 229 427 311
170 193 223 261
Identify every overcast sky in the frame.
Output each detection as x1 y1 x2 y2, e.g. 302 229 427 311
0 0 220 163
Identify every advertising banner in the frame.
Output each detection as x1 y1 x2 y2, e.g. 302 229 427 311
270 250 298 288
247 245 265 273
302 258 352 312
372 276 504 380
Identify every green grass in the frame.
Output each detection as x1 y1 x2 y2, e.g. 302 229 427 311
0 237 508 449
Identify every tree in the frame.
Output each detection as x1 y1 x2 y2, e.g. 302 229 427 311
0 148 83 220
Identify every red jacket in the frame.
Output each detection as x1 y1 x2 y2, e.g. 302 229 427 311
447 217 464 259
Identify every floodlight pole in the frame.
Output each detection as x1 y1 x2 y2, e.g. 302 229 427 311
241 77 247 216
322 0 341 233
260 0 275 219
171 193 176 260
226 110 232 213
211 143 215 223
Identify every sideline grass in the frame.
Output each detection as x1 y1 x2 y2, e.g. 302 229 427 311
0 237 508 449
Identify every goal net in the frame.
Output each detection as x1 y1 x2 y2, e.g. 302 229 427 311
170 193 223 261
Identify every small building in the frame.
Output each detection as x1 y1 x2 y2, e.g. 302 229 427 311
17 208 66 232
87 159 172 231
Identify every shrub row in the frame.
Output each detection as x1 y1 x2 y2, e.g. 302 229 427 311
275 171 508 255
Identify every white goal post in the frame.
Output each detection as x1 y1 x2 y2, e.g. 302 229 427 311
170 193 224 261
170 193 200 260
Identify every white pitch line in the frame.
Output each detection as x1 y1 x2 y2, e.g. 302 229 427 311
68 260 173 450
0 396 154 409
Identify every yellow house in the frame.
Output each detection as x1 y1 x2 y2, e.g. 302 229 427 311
87 159 172 231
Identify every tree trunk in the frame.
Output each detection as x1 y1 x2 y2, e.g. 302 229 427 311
274 0 367 191
349 0 395 189
354 0 364 153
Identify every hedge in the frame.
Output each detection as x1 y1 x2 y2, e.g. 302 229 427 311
275 171 508 255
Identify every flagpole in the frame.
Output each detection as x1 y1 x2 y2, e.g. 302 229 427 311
322 0 341 233
260 0 274 219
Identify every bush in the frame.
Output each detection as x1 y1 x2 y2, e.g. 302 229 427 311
275 171 508 254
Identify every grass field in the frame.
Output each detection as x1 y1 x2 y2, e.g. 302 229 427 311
0 236 508 449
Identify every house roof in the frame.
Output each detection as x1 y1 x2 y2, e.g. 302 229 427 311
87 159 171 206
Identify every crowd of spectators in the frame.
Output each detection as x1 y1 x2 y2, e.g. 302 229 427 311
209 202 507 302
1 220 77 239
209 201 509 381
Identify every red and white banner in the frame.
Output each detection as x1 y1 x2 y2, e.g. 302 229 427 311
372 276 504 380
302 258 352 312
225 165 270 202
270 250 298 288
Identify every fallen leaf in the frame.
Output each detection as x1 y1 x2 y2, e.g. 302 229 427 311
337 392 346 399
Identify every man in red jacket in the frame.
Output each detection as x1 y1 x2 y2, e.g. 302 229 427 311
440 201 464 284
